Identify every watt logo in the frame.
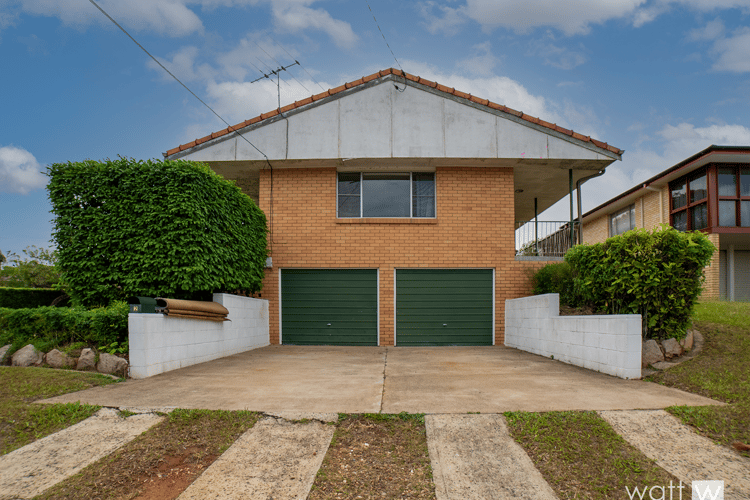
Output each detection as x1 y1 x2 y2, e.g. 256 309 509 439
693 481 724 500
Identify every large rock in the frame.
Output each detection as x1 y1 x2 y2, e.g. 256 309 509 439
45 349 74 369
642 339 664 368
680 330 694 351
76 348 97 371
661 338 683 359
11 344 44 367
97 353 128 377
0 344 11 365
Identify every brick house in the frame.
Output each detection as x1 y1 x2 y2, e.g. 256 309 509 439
165 68 622 346
581 145 750 301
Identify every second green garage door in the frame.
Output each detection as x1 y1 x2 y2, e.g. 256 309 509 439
281 269 378 346
396 269 493 346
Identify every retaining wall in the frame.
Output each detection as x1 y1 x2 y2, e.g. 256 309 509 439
128 293 269 378
505 294 641 379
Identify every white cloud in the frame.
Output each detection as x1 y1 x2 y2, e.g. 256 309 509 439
528 35 587 70
418 1 467 36
712 27 750 72
270 1 357 49
463 0 647 36
686 17 725 41
18 0 204 37
455 41 498 76
0 145 47 195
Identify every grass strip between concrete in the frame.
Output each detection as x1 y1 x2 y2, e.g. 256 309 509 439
0 366 117 455
504 410 687 500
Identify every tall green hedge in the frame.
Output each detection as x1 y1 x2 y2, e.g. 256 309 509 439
0 302 129 353
0 288 67 309
47 158 267 307
565 226 715 340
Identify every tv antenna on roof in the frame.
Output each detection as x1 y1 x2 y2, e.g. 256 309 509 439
251 61 300 112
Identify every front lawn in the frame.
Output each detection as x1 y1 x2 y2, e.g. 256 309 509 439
646 300 750 456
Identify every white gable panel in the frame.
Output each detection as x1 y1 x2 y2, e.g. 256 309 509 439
444 99 496 158
495 116 548 159
179 138 236 162
236 120 287 160
339 83 392 158
392 86 444 158
547 135 601 160
287 99 339 159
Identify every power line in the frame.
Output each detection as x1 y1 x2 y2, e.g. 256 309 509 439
86 0 268 160
267 35 326 92
364 0 404 73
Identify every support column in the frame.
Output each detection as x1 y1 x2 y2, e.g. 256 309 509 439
728 244 735 302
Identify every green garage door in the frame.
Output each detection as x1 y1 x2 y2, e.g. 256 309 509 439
396 269 493 346
281 269 378 345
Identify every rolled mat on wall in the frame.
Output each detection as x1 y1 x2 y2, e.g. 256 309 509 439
155 298 229 322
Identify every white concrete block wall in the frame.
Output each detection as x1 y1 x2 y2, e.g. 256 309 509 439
129 294 270 379
505 294 641 379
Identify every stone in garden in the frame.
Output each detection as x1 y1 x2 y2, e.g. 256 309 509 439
45 349 74 369
11 344 44 367
642 339 664 367
76 348 97 371
97 353 128 377
661 338 682 359
680 330 694 351
0 344 11 365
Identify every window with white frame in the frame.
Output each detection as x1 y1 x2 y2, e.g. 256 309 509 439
610 204 636 236
337 172 435 218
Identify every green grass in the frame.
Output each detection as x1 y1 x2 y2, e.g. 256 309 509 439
646 300 750 456
0 367 118 454
505 411 686 499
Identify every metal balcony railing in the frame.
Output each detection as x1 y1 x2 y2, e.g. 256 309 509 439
515 220 580 257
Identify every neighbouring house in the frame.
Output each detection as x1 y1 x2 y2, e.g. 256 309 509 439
581 145 750 301
165 68 622 346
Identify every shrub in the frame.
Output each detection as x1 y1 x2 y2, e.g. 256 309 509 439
0 302 128 353
47 158 267 307
0 288 68 309
530 262 577 306
0 246 60 288
565 226 715 340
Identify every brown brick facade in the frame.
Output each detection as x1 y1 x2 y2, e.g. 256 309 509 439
255 166 557 346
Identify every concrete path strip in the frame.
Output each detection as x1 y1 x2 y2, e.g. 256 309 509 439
599 410 750 499
178 416 334 500
0 408 163 500
426 414 558 500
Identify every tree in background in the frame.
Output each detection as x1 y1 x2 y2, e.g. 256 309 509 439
0 246 60 288
47 158 267 307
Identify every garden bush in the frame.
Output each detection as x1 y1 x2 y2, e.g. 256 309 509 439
47 158 267 307
565 226 715 340
0 288 67 309
0 302 128 354
530 262 577 306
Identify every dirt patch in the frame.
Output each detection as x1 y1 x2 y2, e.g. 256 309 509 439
36 409 259 500
559 304 599 316
309 414 435 500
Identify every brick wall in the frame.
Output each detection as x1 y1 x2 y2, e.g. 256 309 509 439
255 166 557 346
583 216 608 244
703 233 721 299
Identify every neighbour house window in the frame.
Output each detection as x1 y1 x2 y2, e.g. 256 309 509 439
717 166 750 227
337 172 436 218
670 168 708 231
610 204 636 236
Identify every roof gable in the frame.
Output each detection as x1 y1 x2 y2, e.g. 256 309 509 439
165 68 622 161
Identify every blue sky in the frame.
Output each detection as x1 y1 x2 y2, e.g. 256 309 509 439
2 0 750 255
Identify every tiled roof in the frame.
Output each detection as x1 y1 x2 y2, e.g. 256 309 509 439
165 68 623 157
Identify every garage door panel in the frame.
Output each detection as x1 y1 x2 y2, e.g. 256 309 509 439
396 269 493 346
281 269 377 346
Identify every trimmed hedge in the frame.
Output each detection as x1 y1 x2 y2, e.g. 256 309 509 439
0 288 66 309
47 158 267 307
564 226 715 340
530 262 576 307
0 302 128 354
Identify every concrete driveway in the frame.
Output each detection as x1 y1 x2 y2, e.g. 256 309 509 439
43 345 719 413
